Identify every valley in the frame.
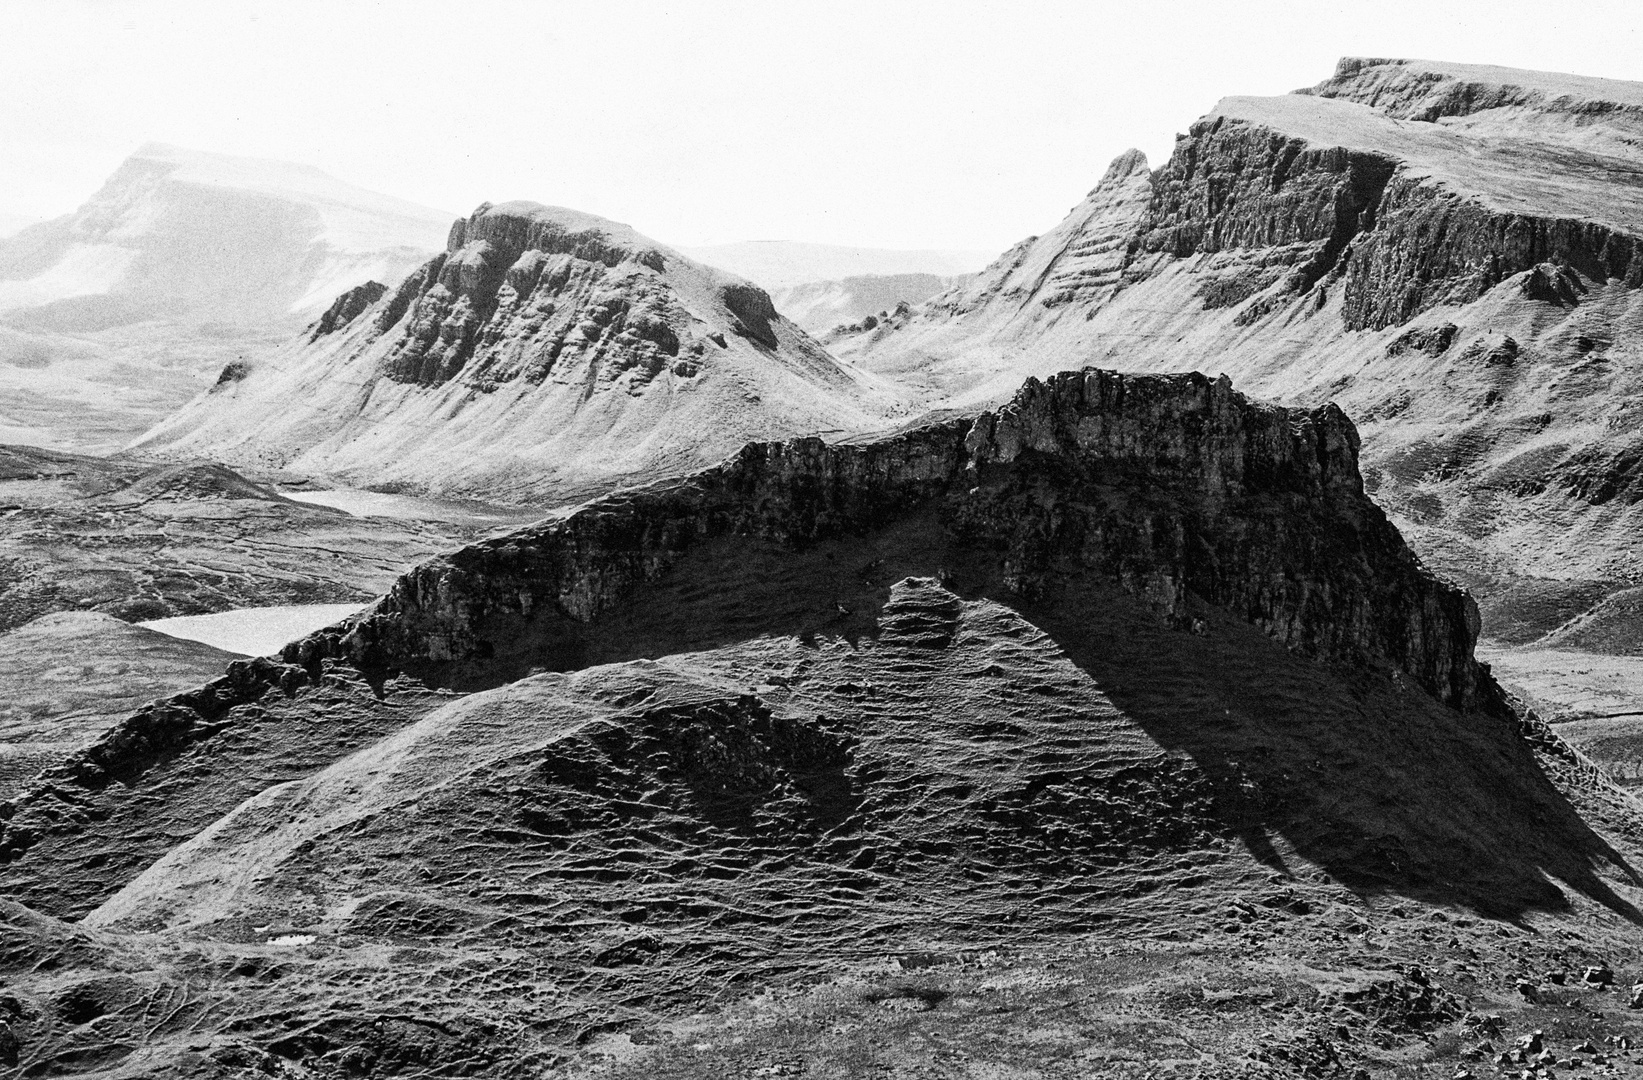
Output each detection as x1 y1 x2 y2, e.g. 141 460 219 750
1 51 1642 1080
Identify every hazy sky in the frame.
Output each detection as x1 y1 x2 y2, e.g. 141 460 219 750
3 0 1641 251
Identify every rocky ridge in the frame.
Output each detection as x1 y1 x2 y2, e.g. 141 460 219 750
828 59 1643 672
2 370 1641 1077
769 272 970 334
0 368 1497 918
131 202 902 501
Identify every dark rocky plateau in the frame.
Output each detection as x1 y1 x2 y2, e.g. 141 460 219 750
4 370 1643 1077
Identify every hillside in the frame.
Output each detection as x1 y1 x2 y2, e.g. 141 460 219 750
0 144 450 450
0 143 450 327
829 58 1643 664
132 202 905 502
7 370 1643 1075
0 612 246 799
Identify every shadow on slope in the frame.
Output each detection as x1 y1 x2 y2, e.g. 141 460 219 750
9 576 1629 1077
477 527 1643 924
3 369 1632 931
1011 582 1642 923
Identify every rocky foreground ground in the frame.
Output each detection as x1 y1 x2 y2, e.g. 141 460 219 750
0 370 1639 1078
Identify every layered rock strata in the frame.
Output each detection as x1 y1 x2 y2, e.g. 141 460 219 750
133 202 892 501
828 58 1643 663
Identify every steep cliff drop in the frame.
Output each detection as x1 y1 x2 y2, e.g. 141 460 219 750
830 59 1643 678
3 370 1641 1076
131 202 905 503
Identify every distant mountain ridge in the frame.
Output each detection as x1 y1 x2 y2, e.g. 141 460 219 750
0 143 451 329
770 272 972 334
0 144 452 452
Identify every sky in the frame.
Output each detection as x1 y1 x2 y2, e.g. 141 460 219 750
3 0 1642 252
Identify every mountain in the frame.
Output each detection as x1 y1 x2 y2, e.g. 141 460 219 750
830 58 1643 661
132 202 905 502
11 369 1640 1076
678 240 992 291
0 143 450 329
0 144 451 451
769 271 971 334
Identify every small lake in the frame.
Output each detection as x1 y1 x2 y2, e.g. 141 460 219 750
139 603 369 657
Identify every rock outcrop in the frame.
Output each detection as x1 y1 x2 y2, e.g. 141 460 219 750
0 368 1503 919
308 279 388 341
341 367 1488 712
132 202 899 502
829 58 1643 660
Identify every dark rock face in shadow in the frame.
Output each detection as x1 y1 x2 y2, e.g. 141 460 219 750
10 577 1635 1077
342 367 1487 710
0 368 1607 929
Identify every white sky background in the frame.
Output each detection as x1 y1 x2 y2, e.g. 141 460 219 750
2 0 1641 252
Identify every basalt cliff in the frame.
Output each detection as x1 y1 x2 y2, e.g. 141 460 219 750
9 369 1637 1077
831 58 1643 661
132 202 901 502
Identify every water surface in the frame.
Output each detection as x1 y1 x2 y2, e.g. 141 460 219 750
139 603 368 657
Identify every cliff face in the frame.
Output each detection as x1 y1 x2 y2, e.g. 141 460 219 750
132 202 895 502
831 59 1643 652
344 367 1486 712
0 368 1503 918
1134 110 1643 333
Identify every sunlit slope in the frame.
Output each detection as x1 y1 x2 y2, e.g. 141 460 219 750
831 58 1643 650
134 202 906 502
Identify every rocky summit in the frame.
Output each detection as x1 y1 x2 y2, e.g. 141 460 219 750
132 202 902 503
5 370 1643 1077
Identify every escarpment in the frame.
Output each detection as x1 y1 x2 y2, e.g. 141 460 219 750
344 367 1488 711
1337 174 1643 329
367 202 718 389
830 59 1643 654
1138 71 1643 335
1301 55 1643 124
1138 108 1643 332
0 368 1501 917
837 56 1643 372
1135 118 1399 314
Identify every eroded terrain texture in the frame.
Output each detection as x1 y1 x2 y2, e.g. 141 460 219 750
4 370 1643 1077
